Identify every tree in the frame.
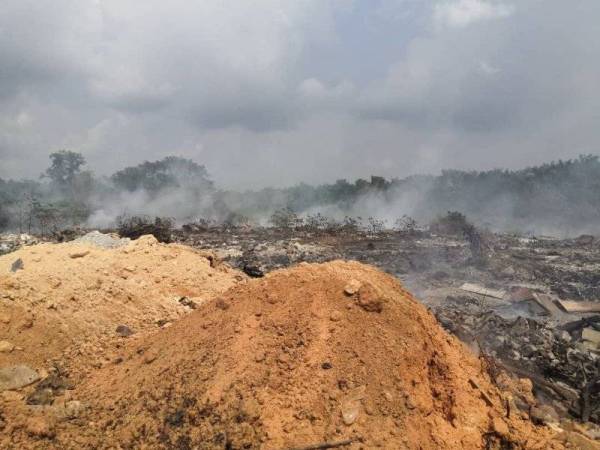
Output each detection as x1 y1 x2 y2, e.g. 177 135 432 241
43 151 86 187
111 156 213 194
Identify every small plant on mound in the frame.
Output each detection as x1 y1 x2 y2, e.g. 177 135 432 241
117 215 174 243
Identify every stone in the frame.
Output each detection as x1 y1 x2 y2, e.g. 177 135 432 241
582 327 600 347
68 250 90 259
27 388 54 405
530 404 559 425
62 400 85 419
0 365 40 391
178 296 197 309
492 417 509 436
341 386 366 425
0 340 15 353
26 416 55 438
116 324 134 337
357 284 385 313
10 258 24 272
330 310 343 322
344 279 362 296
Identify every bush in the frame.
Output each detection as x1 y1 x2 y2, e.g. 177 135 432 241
270 207 302 230
117 215 174 243
394 215 418 235
430 211 470 236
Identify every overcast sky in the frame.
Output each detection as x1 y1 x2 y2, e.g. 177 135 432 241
1 0 599 188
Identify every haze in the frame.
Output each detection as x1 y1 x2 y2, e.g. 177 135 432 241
1 0 599 188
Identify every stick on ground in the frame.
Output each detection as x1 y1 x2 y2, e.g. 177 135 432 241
284 439 353 450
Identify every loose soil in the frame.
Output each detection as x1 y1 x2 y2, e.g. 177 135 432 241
0 235 243 375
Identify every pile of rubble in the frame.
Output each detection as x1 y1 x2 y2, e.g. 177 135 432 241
436 294 600 425
0 233 38 256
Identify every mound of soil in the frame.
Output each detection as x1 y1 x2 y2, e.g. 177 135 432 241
5 260 568 449
0 235 243 374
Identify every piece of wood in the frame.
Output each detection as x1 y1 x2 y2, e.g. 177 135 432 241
531 293 564 317
557 300 600 314
284 439 353 450
460 283 506 299
468 378 494 406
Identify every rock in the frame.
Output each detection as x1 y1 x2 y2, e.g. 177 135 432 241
344 279 362 295
341 399 360 425
492 417 509 436
27 388 54 405
26 416 55 439
68 250 90 259
144 352 158 364
330 310 343 322
341 386 366 425
178 296 197 309
530 404 559 425
61 400 85 419
357 284 385 313
215 298 230 310
0 340 15 353
10 258 24 272
321 362 333 370
116 324 134 337
0 365 40 391
582 327 600 347
74 231 130 249
0 313 10 324
243 264 264 278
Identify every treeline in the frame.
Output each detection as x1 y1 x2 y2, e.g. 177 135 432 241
1 152 599 236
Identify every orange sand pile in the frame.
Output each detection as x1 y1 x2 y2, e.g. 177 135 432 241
0 235 243 373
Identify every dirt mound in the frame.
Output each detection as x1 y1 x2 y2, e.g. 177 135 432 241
4 260 569 449
0 234 243 374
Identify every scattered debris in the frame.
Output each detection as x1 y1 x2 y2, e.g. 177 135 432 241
0 365 40 391
10 258 23 272
557 300 600 314
73 231 130 249
460 282 505 299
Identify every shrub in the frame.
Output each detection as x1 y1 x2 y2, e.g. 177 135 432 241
117 215 174 243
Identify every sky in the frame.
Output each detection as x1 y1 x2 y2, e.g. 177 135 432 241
1 0 599 188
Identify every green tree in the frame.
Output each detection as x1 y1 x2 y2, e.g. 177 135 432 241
111 156 213 194
43 151 86 188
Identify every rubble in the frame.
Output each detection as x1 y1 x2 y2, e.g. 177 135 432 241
0 233 38 255
460 282 505 299
73 230 130 249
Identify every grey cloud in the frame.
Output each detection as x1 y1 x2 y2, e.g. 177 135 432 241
0 0 599 188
